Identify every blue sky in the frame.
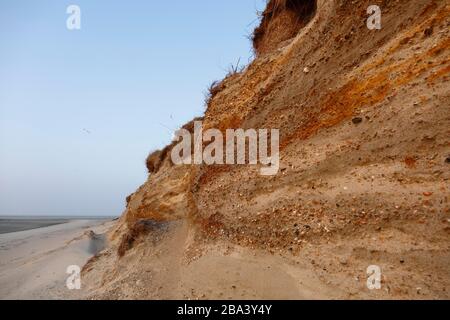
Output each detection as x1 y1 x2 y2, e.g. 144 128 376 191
0 0 265 216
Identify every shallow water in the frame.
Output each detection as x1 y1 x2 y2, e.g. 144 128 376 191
0 219 69 234
0 216 116 235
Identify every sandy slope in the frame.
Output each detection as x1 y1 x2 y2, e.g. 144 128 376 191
83 222 334 300
0 220 112 300
82 220 449 300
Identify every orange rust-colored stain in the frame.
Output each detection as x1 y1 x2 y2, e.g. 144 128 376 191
419 0 438 18
280 29 449 150
217 114 243 132
280 71 390 149
197 165 233 186
196 213 226 238
404 157 417 169
196 114 244 186
419 95 428 103
126 203 169 226
426 63 450 83
427 38 450 57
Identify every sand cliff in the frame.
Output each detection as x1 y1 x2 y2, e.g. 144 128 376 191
82 0 450 299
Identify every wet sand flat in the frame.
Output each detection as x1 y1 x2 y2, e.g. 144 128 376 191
0 219 69 234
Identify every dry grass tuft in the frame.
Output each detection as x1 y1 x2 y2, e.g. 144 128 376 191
180 117 205 134
204 80 225 108
146 149 164 174
252 0 317 55
126 194 133 206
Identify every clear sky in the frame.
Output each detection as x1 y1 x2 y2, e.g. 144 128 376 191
0 0 265 216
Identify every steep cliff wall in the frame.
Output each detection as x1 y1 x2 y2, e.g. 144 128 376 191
83 0 450 299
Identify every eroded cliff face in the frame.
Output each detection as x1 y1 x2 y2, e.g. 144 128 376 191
83 0 450 299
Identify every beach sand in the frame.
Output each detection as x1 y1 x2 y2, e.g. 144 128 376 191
0 219 113 300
